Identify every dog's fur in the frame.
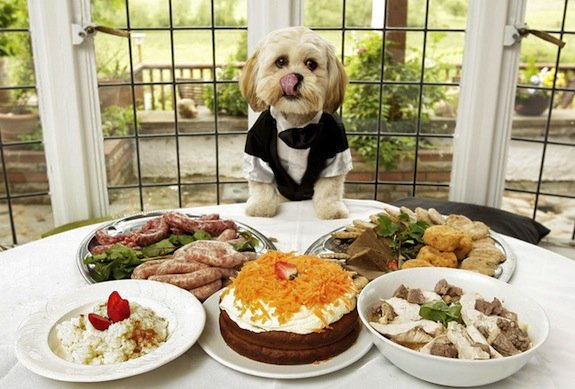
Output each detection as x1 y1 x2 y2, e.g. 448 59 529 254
240 26 351 219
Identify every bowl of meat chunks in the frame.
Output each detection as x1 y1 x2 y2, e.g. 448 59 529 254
357 267 549 387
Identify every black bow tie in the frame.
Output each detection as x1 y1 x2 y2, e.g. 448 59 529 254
278 123 323 149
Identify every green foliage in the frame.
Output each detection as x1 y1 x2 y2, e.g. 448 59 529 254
204 32 247 116
343 33 446 169
101 106 138 137
0 0 22 57
204 64 247 116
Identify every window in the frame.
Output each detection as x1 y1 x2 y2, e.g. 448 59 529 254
1 0 573 247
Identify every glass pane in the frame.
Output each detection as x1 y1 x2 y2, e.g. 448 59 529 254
182 184 218 206
540 144 575 196
139 136 179 184
179 136 218 181
109 187 142 216
343 83 381 133
220 182 248 203
104 138 137 186
423 85 458 133
524 0 566 31
536 195 574 240
428 0 467 29
172 0 212 27
346 183 377 199
345 0 374 27
91 1 128 28
13 194 53 244
382 84 420 130
425 31 465 82
128 0 169 28
142 186 180 210
505 140 544 192
214 0 247 27
347 135 377 182
304 0 343 27
376 183 414 203
174 30 214 68
378 135 417 174
4 144 48 195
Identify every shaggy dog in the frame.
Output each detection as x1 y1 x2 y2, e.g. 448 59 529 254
240 26 352 219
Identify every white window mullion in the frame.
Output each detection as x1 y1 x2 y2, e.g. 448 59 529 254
27 0 108 226
450 0 526 208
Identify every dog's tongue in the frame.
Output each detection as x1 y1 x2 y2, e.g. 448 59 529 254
280 73 299 96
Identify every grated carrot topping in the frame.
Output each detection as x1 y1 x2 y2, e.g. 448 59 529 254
227 251 356 326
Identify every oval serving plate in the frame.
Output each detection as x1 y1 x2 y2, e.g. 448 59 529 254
77 211 276 284
305 228 516 283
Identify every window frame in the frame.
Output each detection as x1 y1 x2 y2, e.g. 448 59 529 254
28 0 526 226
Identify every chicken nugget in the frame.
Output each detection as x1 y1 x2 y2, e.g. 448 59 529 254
423 225 464 252
472 237 497 249
467 246 506 263
460 256 497 276
458 221 490 240
454 234 473 260
428 208 446 225
415 207 434 225
416 245 458 268
401 258 433 269
446 214 472 228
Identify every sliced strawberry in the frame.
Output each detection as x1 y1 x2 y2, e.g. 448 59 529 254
88 313 111 331
107 291 122 318
274 261 298 280
108 298 131 322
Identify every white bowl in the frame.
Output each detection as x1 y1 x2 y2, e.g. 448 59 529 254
357 267 549 387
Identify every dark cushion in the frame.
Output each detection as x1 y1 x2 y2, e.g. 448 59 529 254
390 197 550 244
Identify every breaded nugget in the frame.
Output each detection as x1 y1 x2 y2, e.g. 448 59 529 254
460 256 497 276
416 245 458 268
428 208 446 225
401 258 433 269
399 206 417 222
472 237 497 249
467 246 506 263
423 225 464 252
446 214 473 228
459 221 490 240
446 214 490 240
415 207 434 225
454 234 473 260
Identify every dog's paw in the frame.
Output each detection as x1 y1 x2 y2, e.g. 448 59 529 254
315 200 349 220
245 197 279 217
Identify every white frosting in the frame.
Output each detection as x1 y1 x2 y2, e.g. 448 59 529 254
219 288 356 334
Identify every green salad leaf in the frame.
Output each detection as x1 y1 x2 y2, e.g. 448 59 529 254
375 211 429 259
419 300 462 326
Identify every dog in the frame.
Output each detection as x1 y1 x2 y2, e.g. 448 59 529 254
239 26 352 219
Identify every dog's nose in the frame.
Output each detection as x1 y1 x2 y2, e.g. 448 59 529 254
280 73 303 96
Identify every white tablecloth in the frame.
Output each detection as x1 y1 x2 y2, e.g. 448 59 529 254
1 199 574 388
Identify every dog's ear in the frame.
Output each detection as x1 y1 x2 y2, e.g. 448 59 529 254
323 54 348 113
240 50 268 112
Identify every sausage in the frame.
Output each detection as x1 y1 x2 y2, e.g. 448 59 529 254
134 217 171 246
163 212 237 236
131 259 171 279
189 279 222 301
155 259 208 275
148 267 223 289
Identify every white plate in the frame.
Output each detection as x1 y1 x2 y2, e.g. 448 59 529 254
15 279 206 382
198 293 373 379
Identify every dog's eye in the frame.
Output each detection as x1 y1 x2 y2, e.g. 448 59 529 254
305 59 318 71
275 56 288 68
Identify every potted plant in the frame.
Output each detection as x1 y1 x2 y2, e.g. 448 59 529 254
515 60 565 116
